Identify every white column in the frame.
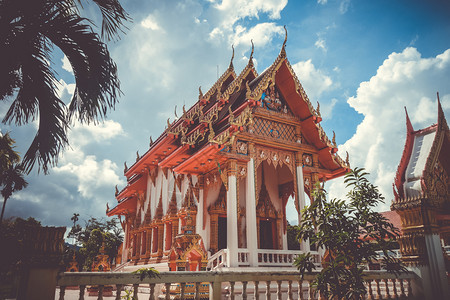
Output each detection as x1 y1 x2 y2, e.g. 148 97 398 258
196 176 205 238
246 158 258 266
227 162 239 267
423 233 449 298
296 163 310 252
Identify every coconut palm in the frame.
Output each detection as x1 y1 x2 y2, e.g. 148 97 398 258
0 0 130 174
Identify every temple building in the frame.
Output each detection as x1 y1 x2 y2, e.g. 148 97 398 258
107 33 350 271
391 96 449 297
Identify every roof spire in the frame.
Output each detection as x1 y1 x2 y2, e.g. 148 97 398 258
280 25 287 57
404 106 414 133
250 40 254 61
199 86 203 100
229 45 234 69
436 91 448 128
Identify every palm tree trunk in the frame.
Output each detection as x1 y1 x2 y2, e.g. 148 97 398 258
0 197 8 224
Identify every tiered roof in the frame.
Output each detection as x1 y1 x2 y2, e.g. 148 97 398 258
392 94 449 203
108 31 351 216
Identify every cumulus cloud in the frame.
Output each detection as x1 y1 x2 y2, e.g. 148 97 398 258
141 14 161 30
54 155 123 198
230 23 284 47
67 120 125 148
213 0 287 28
291 59 333 101
56 79 75 100
328 47 450 210
61 55 73 74
318 0 328 4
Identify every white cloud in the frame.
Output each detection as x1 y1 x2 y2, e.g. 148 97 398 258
230 23 284 47
213 0 288 28
315 38 327 52
141 14 161 30
67 120 125 148
56 79 75 100
328 47 450 210
61 55 73 74
54 155 123 198
340 0 351 14
291 59 333 101
318 0 328 5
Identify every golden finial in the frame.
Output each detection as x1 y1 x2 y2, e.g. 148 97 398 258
115 185 119 195
346 151 349 165
332 131 336 147
316 101 321 117
136 151 140 162
106 203 109 213
183 105 187 115
199 86 203 100
174 105 178 119
229 45 234 69
124 161 128 173
280 25 287 57
149 136 153 146
167 118 171 129
250 40 254 61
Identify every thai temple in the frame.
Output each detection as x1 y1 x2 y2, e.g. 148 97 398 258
391 97 450 297
106 32 351 272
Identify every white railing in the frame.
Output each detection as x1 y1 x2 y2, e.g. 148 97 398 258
56 270 419 299
207 249 228 270
209 249 319 269
256 250 321 268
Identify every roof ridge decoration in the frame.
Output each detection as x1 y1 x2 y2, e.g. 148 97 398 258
245 27 317 118
422 93 449 204
221 42 258 102
229 44 234 69
200 47 237 104
280 25 287 58
394 107 416 198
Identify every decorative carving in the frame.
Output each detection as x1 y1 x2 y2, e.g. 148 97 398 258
153 193 163 221
236 141 248 155
238 166 247 179
303 154 313 167
176 174 183 191
255 146 295 176
249 117 296 143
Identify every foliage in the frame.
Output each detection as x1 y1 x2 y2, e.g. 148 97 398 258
121 288 136 300
0 217 42 281
0 132 28 223
287 221 300 250
0 0 130 173
132 267 160 281
294 168 406 299
67 216 123 270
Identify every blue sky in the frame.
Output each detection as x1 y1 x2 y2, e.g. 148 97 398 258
1 0 450 227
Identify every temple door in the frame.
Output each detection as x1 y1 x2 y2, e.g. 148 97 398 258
218 216 227 250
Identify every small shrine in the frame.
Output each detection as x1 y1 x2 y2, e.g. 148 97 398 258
107 29 350 271
88 243 113 296
66 254 79 272
391 95 449 297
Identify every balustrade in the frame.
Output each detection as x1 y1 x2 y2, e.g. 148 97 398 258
56 270 417 299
